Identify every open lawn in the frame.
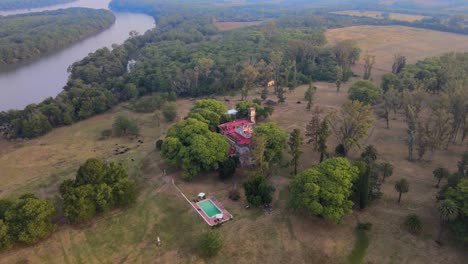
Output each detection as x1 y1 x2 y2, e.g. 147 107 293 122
325 25 468 84
1 81 467 263
332 11 428 22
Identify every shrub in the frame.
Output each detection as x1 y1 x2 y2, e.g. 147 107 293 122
357 222 372 231
162 102 177 122
199 230 223 257
404 213 422 234
101 129 112 139
219 157 237 180
229 189 240 201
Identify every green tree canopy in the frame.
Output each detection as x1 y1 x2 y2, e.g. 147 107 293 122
348 80 381 105
254 122 287 163
161 118 229 180
243 176 275 207
290 157 359 223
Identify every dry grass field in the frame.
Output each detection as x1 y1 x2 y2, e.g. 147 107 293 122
214 21 264 31
1 81 467 263
325 25 468 84
332 11 427 22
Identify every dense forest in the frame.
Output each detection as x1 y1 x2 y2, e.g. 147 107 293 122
0 0 74 11
0 8 115 64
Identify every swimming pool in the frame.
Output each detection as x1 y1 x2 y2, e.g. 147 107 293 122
198 199 222 218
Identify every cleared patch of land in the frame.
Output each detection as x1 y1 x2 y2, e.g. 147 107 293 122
214 21 263 31
325 25 468 82
332 10 427 22
1 82 467 263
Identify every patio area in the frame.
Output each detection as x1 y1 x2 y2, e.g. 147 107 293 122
190 194 233 226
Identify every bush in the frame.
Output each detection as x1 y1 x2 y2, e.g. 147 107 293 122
155 139 164 151
162 102 177 122
199 230 223 257
112 114 139 137
357 222 372 231
404 213 422 234
101 129 112 139
219 157 237 180
229 188 240 201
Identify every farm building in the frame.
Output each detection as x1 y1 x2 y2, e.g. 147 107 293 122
218 107 256 165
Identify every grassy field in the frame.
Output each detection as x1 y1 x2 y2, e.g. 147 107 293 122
325 25 468 84
332 10 427 22
1 80 468 263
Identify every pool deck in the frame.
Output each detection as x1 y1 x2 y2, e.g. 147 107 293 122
190 196 233 226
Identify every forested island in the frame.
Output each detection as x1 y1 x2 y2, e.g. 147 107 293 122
0 0 75 11
0 8 115 64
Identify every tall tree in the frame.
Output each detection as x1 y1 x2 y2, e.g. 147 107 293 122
288 129 303 175
305 106 323 149
335 66 343 92
361 145 378 164
436 199 458 244
254 123 288 165
395 178 410 204
304 82 315 111
277 87 286 104
240 65 259 101
317 118 331 163
328 101 373 157
333 40 361 81
363 52 376 80
405 105 417 161
392 54 406 74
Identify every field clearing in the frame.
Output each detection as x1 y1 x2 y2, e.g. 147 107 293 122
214 21 264 31
1 82 467 263
332 10 427 22
325 25 468 83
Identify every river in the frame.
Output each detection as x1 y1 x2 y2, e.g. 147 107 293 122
0 0 155 111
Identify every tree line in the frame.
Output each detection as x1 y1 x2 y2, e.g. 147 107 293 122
0 0 73 11
0 8 115 64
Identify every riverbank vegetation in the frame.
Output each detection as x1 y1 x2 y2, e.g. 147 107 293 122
0 0 74 11
0 8 115 64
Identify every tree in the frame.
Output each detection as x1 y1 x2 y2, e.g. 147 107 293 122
250 136 269 176
379 162 393 182
392 54 406 74
348 80 381 105
241 65 259 101
394 178 409 204
333 40 361 81
277 87 286 104
444 179 468 243
363 52 376 80
261 86 268 101
317 118 331 163
354 160 370 209
436 199 458 244
290 158 359 223
404 213 422 235
361 145 378 164
304 82 315 111
219 157 237 180
288 129 303 175
161 118 229 180
405 105 417 161
0 220 12 250
305 106 323 149
254 123 287 164
199 230 223 257
4 194 56 244
335 66 343 92
112 113 139 137
379 87 400 129
243 176 275 206
162 102 177 122
328 101 373 157
433 167 450 188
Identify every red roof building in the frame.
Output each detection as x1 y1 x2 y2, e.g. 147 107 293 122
218 107 256 159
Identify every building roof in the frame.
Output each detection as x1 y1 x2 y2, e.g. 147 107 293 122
218 119 253 146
